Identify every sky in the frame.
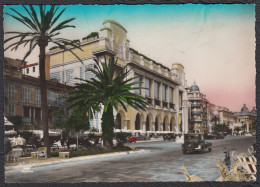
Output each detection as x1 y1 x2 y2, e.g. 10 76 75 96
3 4 255 112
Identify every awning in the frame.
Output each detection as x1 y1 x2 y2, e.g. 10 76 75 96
4 117 14 126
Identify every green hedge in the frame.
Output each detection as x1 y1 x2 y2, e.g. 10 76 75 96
82 32 99 40
115 132 131 144
51 146 131 158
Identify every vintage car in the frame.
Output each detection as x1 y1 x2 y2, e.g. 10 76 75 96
182 134 212 154
205 134 217 140
215 132 225 139
163 133 176 141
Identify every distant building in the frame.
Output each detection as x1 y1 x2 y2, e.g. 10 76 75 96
46 19 189 134
233 104 256 132
218 106 235 128
20 62 39 78
188 81 209 133
207 103 218 133
4 57 71 130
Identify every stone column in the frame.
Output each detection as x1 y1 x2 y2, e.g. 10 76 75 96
129 69 135 93
175 113 179 133
165 85 169 108
123 120 128 130
152 122 155 131
167 123 170 131
142 121 146 131
160 123 164 131
158 82 162 107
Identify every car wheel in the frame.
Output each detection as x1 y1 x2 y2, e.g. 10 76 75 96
182 149 187 154
199 146 204 154
185 143 194 153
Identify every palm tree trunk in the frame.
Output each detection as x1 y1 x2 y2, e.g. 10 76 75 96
39 42 50 157
101 104 114 150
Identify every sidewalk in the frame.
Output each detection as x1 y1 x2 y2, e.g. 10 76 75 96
5 149 150 172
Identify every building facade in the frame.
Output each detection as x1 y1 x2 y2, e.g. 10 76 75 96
47 19 189 134
188 82 209 133
4 57 71 129
20 62 39 78
233 104 257 132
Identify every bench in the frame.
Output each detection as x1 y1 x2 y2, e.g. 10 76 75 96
59 152 69 159
37 147 47 159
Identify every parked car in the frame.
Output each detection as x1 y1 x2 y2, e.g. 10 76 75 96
127 137 136 143
182 134 212 154
214 133 225 139
163 133 176 141
205 134 217 140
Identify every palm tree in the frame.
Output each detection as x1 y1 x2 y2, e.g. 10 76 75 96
4 5 83 157
68 57 148 149
211 115 220 125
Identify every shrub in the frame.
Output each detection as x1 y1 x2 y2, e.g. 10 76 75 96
88 133 95 138
115 132 132 144
82 32 99 40
50 152 59 157
17 131 33 142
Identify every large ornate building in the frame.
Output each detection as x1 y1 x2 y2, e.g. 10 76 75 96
188 82 209 133
46 19 189 134
234 104 257 132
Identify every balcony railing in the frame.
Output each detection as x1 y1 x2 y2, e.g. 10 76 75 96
154 99 161 106
146 97 153 105
163 101 168 108
191 111 201 115
169 103 175 110
22 117 31 124
191 104 201 108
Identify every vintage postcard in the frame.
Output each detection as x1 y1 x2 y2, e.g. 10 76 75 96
3 4 256 182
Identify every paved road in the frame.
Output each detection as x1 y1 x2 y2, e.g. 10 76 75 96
5 136 255 183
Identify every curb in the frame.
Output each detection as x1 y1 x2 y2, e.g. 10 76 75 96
5 149 150 172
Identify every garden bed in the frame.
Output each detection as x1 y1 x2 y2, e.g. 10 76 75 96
50 146 132 158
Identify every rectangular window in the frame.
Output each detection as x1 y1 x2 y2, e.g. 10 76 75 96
66 69 74 86
134 74 141 95
8 104 15 116
8 84 14 100
80 67 84 81
85 64 96 81
169 87 173 103
26 68 29 74
145 78 150 97
50 71 60 82
23 87 30 102
35 89 41 104
154 81 159 99
33 67 35 72
162 84 166 101
48 91 60 106
62 71 65 83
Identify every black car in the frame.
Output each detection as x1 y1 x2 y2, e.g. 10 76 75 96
182 133 212 154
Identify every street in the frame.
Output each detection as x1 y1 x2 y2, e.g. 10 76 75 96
5 136 255 183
